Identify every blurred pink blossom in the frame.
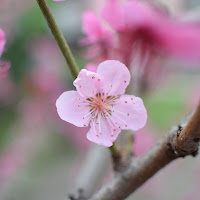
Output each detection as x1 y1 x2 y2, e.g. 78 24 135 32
102 0 200 63
56 60 147 147
81 0 200 90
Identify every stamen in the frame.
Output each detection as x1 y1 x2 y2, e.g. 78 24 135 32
98 114 102 135
92 120 99 137
113 114 128 128
113 109 129 116
82 110 94 119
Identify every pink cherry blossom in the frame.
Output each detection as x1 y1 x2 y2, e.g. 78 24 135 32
56 60 147 147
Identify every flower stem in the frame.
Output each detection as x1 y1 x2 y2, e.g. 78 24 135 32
36 0 80 79
109 143 120 157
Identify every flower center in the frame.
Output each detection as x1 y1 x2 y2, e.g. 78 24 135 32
91 93 109 112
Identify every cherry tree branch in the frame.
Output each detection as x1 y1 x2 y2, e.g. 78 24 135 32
36 0 80 78
88 104 200 200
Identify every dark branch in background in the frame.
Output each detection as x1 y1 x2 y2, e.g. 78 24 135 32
88 104 200 200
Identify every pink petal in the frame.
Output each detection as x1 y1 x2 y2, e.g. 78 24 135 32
85 64 97 72
112 95 147 131
158 22 200 61
102 0 158 31
0 29 6 57
56 91 91 127
73 69 103 98
86 117 121 147
82 11 107 43
97 60 130 96
122 1 159 30
102 0 124 30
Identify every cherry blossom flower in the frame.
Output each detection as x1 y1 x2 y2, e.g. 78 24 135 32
56 60 147 147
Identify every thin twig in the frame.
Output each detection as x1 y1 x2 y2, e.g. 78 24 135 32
36 0 80 79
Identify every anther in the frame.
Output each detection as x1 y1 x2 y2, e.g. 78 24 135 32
79 86 81 88
77 104 80 107
125 101 127 103
92 76 95 79
124 81 126 83
98 78 101 82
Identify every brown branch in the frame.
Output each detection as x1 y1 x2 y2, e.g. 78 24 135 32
173 104 200 156
88 104 199 200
